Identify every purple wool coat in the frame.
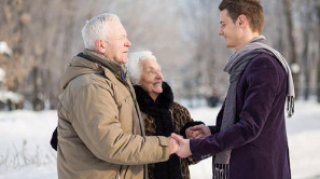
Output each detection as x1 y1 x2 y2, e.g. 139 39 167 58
190 53 291 179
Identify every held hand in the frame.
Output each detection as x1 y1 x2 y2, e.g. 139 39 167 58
189 124 211 139
185 127 195 139
170 133 192 158
168 137 179 154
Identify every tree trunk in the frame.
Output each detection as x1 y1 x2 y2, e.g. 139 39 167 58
302 28 310 100
317 1 320 103
283 0 300 98
32 67 44 111
317 63 320 103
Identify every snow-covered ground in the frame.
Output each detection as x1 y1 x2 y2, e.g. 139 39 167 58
0 99 319 179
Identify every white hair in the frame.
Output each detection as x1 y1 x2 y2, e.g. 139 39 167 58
81 13 120 50
127 51 157 83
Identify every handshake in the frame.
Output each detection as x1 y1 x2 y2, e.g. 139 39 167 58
168 124 211 158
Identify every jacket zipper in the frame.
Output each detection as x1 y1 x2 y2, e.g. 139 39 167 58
123 80 144 136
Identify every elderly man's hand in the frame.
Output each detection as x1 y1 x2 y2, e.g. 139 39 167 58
170 133 192 158
168 137 179 154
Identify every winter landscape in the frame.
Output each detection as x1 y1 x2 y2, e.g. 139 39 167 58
1 0 320 179
0 98 319 179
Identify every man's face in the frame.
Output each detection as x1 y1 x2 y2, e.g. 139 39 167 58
104 20 131 65
218 9 242 50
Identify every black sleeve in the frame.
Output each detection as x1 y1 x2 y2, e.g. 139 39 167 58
50 127 58 151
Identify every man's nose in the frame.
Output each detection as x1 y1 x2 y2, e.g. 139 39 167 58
125 39 131 47
218 28 223 36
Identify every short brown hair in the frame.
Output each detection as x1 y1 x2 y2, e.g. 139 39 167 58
219 0 264 33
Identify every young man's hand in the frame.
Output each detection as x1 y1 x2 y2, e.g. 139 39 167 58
170 133 191 158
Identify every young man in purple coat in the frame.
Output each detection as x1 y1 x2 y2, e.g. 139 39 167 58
171 0 295 179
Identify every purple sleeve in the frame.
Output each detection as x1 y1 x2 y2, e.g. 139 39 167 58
208 126 218 135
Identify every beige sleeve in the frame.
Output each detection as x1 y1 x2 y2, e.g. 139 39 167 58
70 83 170 165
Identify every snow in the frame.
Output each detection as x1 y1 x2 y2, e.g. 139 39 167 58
0 68 5 83
0 41 12 56
0 99 319 179
0 111 58 179
0 90 24 104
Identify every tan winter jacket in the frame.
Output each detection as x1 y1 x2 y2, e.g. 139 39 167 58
57 50 170 179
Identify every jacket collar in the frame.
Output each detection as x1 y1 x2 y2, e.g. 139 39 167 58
60 49 128 89
83 49 127 80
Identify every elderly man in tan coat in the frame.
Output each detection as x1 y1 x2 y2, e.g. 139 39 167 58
57 13 178 179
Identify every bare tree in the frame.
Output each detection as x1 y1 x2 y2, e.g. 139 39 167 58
282 0 301 97
0 0 32 93
297 0 314 101
176 0 230 100
316 0 320 103
1 0 320 111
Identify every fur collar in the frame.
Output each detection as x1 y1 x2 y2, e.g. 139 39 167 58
134 81 181 179
134 81 174 110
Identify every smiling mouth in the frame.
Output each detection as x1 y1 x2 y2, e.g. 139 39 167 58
153 81 162 86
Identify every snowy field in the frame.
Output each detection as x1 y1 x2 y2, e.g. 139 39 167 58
0 99 319 179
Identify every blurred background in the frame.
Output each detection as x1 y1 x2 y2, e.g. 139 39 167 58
1 0 320 110
1 0 320 179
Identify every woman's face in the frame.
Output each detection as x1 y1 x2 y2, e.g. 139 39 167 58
138 59 163 100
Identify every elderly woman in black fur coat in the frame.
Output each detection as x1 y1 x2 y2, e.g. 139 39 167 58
50 51 202 179
127 51 203 179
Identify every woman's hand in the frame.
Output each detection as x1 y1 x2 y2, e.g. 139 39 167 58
186 124 211 139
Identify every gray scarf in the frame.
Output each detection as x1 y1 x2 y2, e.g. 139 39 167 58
212 35 295 179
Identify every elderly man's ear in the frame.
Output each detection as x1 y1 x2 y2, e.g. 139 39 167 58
95 39 107 54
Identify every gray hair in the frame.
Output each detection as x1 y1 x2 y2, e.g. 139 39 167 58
81 13 120 50
127 51 157 82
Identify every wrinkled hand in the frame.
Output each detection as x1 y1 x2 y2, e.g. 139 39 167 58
170 133 192 158
169 137 179 154
187 124 211 139
185 127 195 139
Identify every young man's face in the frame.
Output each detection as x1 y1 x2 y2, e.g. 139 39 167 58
218 9 242 50
104 20 131 65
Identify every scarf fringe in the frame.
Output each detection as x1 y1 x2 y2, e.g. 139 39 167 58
287 96 294 118
212 164 230 179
